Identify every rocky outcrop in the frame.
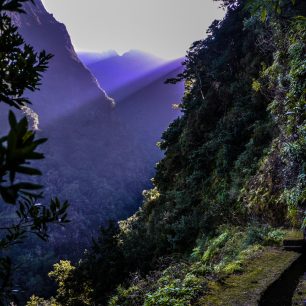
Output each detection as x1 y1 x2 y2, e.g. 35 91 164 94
9 0 113 126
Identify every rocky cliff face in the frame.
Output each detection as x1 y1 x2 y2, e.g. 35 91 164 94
9 0 113 126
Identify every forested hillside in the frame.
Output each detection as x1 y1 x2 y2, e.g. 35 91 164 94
28 0 306 305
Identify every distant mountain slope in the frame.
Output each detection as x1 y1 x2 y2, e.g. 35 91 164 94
113 57 184 101
78 50 119 66
79 50 168 100
41 53 185 240
115 59 184 158
9 0 113 126
78 50 185 166
78 50 184 141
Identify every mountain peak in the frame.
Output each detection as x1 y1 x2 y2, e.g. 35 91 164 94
9 0 114 125
120 49 166 62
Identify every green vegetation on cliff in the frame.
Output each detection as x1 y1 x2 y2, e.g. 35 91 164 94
28 0 306 305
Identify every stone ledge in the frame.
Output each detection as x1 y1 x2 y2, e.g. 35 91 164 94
196 247 300 306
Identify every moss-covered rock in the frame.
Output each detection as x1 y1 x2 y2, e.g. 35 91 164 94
196 248 300 306
284 229 304 241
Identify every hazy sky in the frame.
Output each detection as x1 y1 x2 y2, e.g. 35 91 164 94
41 0 225 59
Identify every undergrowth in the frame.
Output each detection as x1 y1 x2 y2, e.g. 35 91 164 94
108 225 284 306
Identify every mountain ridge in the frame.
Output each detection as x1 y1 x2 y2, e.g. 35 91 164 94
8 0 113 126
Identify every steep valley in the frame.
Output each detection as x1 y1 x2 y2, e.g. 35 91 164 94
0 0 184 299
0 0 305 305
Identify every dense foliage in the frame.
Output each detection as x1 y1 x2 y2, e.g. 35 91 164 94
27 0 306 304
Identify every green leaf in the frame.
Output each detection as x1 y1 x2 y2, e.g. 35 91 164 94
0 187 17 204
15 166 42 176
13 182 43 190
8 111 17 128
261 9 268 22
